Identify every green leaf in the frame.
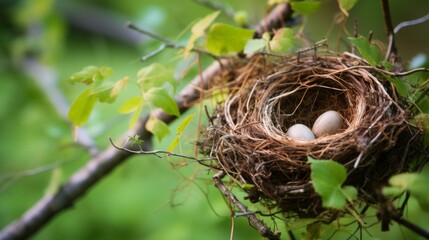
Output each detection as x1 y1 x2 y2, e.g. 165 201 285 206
144 87 180 117
93 76 128 103
168 136 180 152
69 66 112 85
129 103 143 129
382 186 405 197
269 28 297 54
206 23 255 55
110 76 129 98
118 96 144 114
145 115 170 141
240 183 255 191
244 39 266 54
381 60 394 70
129 135 144 148
349 35 382 66
176 114 195 135
68 88 97 126
184 11 220 58
308 157 357 209
384 171 429 211
290 1 322 15
137 63 176 92
385 75 409 97
93 85 115 103
338 0 358 16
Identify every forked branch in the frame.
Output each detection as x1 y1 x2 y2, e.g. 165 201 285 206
213 171 281 240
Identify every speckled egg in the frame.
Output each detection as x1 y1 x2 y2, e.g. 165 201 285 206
287 124 315 141
312 110 344 138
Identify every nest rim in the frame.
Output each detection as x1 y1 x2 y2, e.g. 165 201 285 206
203 52 420 217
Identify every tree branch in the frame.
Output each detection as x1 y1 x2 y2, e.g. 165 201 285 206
213 171 280 240
0 4 294 240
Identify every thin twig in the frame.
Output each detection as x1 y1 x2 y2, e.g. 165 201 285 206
0 158 74 194
392 214 429 239
109 138 215 168
213 171 281 240
381 0 397 60
394 13 429 34
127 22 219 61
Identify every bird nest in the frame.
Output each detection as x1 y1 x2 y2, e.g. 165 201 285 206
202 52 423 218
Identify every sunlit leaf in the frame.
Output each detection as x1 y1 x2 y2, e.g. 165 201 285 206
184 11 220 58
68 88 97 126
129 103 143 129
269 28 297 54
240 183 255 191
144 87 180 117
137 63 176 92
349 35 382 66
206 23 254 55
167 136 180 152
118 96 143 114
290 1 322 15
111 76 129 98
93 85 115 103
146 115 170 141
176 114 195 135
308 157 357 209
338 0 358 16
69 66 112 85
244 39 266 54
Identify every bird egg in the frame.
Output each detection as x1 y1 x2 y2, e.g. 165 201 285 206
312 110 344 138
286 124 315 141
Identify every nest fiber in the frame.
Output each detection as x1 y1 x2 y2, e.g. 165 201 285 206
204 53 418 217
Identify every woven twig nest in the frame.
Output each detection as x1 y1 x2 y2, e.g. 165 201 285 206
203 52 423 217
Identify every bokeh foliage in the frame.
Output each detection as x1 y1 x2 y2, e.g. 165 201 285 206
1 0 429 239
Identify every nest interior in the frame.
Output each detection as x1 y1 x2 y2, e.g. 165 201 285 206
203 53 423 217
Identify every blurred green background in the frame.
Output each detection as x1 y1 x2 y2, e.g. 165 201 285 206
0 0 428 239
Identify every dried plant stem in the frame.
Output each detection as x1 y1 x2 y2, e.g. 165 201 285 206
213 171 281 240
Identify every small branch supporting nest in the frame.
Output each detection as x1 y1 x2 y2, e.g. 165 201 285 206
213 171 281 240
